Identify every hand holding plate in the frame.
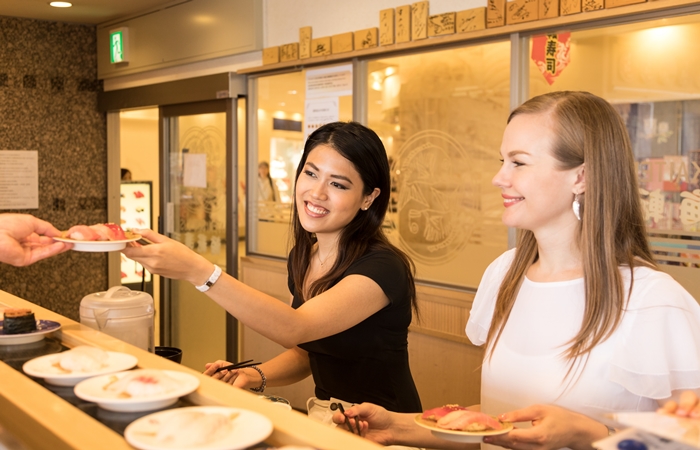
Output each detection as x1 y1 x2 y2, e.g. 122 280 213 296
122 229 213 286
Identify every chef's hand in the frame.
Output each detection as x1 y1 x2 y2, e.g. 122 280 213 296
122 229 213 285
0 213 71 266
484 404 608 450
331 402 396 445
203 360 251 389
658 391 700 419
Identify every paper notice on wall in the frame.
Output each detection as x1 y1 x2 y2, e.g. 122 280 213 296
305 98 340 140
183 153 207 188
0 150 38 210
306 64 353 98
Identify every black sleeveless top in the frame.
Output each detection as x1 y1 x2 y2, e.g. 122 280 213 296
289 247 422 413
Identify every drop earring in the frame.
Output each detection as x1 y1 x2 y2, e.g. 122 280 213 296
573 194 581 221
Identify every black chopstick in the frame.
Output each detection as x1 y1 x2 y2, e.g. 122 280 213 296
330 402 360 435
213 359 260 373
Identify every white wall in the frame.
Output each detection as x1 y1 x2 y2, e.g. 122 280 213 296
104 0 485 91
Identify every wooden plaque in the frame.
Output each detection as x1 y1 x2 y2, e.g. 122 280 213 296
506 0 538 24
355 28 378 49
396 5 411 43
331 32 354 54
310 37 331 57
456 8 486 32
299 26 312 59
538 0 559 18
428 12 456 37
280 43 299 62
487 0 506 27
582 0 604 10
560 0 581 15
380 8 395 45
605 0 645 6
411 1 429 40
262 46 279 65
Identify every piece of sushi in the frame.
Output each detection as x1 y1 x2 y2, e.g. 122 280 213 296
56 346 109 373
3 308 37 334
63 223 127 241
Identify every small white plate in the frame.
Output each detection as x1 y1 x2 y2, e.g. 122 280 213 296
124 406 273 450
414 414 513 443
54 233 140 252
74 369 199 412
23 350 138 386
0 320 61 345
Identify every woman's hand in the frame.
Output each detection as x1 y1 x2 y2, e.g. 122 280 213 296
331 402 396 445
484 404 607 450
122 229 212 285
203 360 254 389
658 391 700 419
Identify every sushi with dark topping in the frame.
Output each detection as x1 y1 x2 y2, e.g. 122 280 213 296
3 308 37 334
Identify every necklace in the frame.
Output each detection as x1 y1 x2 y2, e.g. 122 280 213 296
316 249 334 267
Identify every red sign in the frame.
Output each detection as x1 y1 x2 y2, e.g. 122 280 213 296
531 33 571 85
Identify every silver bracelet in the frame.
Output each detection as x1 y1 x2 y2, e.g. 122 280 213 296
249 365 266 393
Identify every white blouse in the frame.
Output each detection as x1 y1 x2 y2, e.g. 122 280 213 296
467 249 700 421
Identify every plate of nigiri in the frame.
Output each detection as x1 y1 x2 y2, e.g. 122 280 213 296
414 405 512 443
54 223 140 252
74 369 199 412
124 406 273 450
23 345 138 386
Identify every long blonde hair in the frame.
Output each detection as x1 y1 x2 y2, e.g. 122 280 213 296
486 91 656 363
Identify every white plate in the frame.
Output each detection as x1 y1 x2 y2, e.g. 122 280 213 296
54 232 140 252
74 369 199 412
23 350 138 386
414 414 513 443
124 406 273 450
0 320 61 345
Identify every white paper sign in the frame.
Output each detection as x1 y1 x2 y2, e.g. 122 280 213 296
305 98 340 140
0 150 39 210
306 64 353 98
183 153 207 188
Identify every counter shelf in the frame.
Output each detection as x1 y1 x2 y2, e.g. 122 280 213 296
0 290 382 450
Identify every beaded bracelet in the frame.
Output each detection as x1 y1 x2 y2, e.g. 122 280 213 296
249 365 266 393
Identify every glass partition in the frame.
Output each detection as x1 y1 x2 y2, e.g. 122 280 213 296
367 41 512 288
249 68 353 258
528 14 700 298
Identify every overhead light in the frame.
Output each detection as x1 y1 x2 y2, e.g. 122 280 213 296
49 1 73 7
287 90 297 95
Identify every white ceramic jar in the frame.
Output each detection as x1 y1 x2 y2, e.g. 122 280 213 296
79 286 154 352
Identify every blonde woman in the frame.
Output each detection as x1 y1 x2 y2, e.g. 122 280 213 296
333 91 700 449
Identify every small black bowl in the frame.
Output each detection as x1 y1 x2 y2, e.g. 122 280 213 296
155 346 182 364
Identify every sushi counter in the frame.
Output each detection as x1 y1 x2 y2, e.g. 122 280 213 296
0 289 382 450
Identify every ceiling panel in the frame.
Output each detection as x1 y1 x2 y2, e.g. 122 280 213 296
0 0 182 25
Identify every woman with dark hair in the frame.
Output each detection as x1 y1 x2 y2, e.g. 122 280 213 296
123 121 422 419
257 161 280 202
330 92 700 449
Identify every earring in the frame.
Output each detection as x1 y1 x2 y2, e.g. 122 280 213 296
572 194 581 221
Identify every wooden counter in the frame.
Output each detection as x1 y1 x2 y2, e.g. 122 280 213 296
0 290 382 450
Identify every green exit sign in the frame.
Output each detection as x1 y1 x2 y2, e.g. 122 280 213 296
109 28 129 64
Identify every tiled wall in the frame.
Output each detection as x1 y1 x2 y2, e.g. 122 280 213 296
0 17 107 320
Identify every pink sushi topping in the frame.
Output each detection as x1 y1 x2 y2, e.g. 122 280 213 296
64 223 127 241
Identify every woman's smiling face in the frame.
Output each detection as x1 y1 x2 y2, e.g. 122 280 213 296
295 144 379 240
492 112 582 235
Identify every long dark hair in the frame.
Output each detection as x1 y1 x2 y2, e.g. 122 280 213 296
290 121 418 314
